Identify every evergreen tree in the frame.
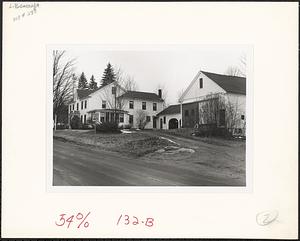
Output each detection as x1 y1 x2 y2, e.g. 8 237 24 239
89 75 98 90
78 72 88 89
100 63 116 87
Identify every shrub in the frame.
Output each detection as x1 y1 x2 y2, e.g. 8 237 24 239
56 123 68 129
119 124 132 129
96 121 121 133
70 115 81 129
194 124 232 138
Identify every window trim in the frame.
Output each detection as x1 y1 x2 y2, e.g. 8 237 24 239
119 113 124 123
199 78 203 89
129 100 134 109
142 101 146 110
153 103 157 111
102 100 106 109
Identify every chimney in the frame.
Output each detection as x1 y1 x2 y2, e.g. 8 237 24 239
158 89 162 98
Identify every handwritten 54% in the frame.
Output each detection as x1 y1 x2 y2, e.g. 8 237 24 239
55 212 91 229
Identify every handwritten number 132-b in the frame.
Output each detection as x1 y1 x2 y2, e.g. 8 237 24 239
117 214 154 227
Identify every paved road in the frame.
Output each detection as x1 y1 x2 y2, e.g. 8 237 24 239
53 139 243 186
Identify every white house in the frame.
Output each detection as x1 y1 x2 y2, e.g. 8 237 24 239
68 82 164 129
178 70 246 135
119 90 164 129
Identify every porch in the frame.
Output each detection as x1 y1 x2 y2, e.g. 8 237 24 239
88 109 129 126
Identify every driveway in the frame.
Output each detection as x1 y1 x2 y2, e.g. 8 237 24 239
53 138 245 186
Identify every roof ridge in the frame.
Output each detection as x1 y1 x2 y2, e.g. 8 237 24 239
201 70 246 79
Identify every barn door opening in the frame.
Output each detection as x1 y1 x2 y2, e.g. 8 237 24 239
169 118 178 129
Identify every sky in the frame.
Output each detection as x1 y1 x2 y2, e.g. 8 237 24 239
63 47 246 104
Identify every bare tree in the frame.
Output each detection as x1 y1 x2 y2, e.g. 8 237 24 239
101 82 126 111
225 66 244 77
176 88 185 103
199 93 226 125
198 93 244 136
135 110 149 129
100 67 136 114
53 50 76 127
115 67 138 91
99 67 139 123
225 54 247 77
239 53 246 75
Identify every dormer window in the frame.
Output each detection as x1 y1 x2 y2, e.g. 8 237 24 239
199 78 203 88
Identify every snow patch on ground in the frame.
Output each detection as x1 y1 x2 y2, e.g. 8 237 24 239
159 136 177 145
155 145 195 154
121 129 136 134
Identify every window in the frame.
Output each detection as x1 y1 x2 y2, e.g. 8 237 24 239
84 100 87 109
142 102 146 110
129 101 134 109
163 116 166 124
199 78 203 88
191 109 195 116
153 103 157 111
72 104 74 110
80 115 83 123
119 113 124 123
81 101 83 110
76 103 78 111
185 110 189 117
102 100 106 109
241 115 245 120
112 86 116 94
129 115 133 124
84 115 86 124
146 116 151 122
69 105 72 112
100 113 105 123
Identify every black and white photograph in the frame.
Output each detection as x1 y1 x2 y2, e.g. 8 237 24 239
3 2 298 239
52 48 247 186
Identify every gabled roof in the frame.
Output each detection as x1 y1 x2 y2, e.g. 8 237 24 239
201 71 246 95
77 88 98 99
76 81 118 99
119 91 164 102
157 104 180 116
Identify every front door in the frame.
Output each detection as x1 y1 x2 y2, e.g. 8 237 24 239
153 117 157 128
